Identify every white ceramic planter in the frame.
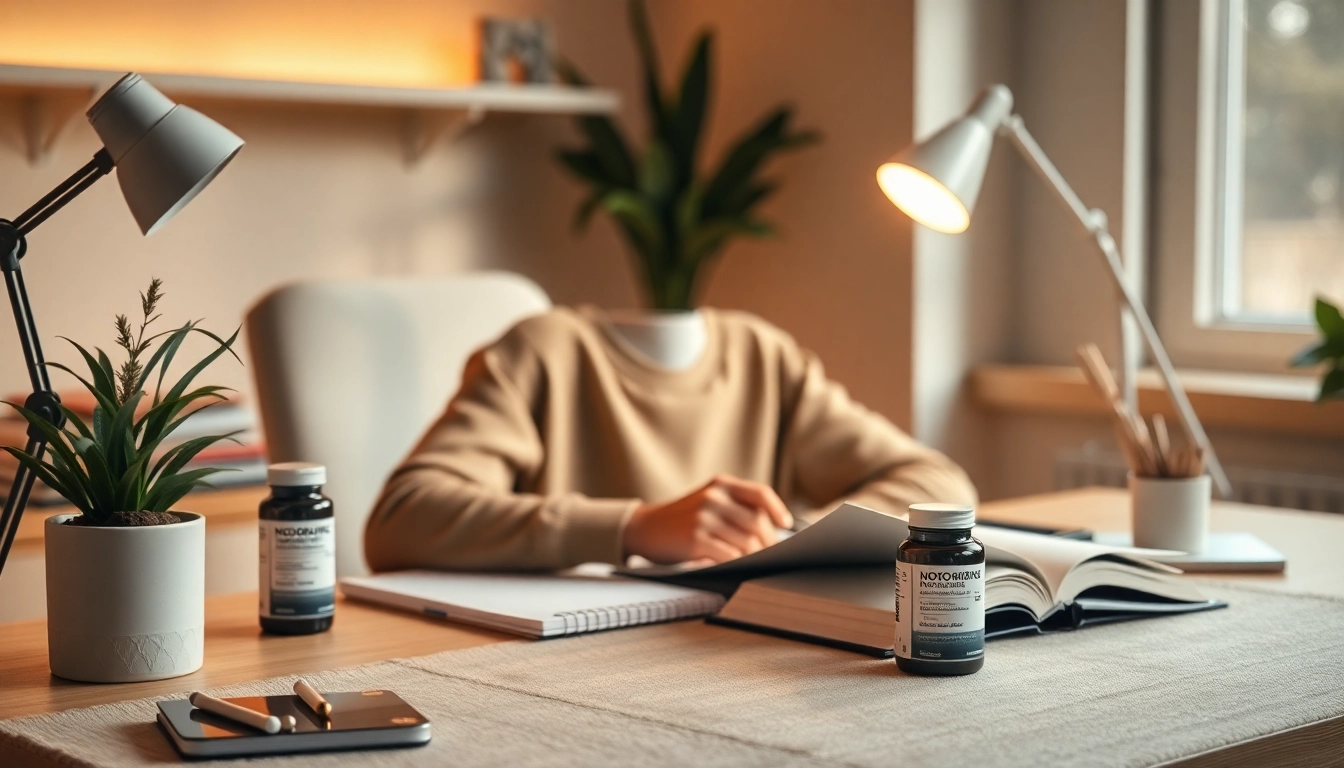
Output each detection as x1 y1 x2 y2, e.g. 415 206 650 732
605 309 706 370
1130 475 1211 554
45 513 205 682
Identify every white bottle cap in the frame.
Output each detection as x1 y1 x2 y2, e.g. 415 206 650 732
267 462 327 487
908 502 975 530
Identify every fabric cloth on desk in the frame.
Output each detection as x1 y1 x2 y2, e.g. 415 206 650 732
3 584 1343 768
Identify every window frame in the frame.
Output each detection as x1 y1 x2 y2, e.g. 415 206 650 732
1152 0 1319 373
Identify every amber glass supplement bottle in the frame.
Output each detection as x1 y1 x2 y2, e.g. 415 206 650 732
259 462 335 635
894 503 985 675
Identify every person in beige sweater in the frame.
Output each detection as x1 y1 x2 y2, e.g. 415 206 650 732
365 306 976 572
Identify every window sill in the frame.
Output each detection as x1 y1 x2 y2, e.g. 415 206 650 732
971 365 1344 439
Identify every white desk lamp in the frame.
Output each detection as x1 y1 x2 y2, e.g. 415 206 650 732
878 84 1230 497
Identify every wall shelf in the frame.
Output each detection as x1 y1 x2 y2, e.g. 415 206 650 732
0 63 620 166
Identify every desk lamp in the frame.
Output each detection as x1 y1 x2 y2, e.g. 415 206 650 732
0 73 244 576
878 84 1230 497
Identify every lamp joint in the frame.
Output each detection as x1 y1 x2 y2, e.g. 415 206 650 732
21 392 65 440
0 222 24 271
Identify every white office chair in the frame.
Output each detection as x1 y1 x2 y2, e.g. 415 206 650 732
245 273 551 576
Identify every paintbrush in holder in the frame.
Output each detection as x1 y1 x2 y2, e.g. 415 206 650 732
1076 344 1211 553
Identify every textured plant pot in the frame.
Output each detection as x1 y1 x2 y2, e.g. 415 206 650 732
45 512 204 683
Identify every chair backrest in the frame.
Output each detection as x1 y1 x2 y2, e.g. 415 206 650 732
245 272 551 576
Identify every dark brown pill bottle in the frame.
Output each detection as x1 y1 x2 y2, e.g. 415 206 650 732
895 503 985 676
259 462 335 635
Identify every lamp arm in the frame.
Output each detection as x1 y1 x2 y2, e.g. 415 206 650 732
1000 115 1232 498
0 151 114 577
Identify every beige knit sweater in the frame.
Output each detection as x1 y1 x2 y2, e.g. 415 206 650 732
364 306 976 572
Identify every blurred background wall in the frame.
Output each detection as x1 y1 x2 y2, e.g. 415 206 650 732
0 0 916 428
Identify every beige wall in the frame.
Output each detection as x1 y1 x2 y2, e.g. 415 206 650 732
0 0 916 428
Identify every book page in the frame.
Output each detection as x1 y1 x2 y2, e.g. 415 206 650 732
974 526 1180 603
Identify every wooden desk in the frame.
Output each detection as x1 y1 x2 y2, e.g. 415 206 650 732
0 593 511 720
1 487 1339 765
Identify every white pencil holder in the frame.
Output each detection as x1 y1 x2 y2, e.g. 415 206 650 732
1129 474 1211 554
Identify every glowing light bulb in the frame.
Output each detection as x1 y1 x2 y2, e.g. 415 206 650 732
876 163 970 234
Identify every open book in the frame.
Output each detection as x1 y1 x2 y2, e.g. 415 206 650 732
625 503 1225 655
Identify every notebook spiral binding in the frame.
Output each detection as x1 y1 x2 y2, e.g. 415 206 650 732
554 593 725 635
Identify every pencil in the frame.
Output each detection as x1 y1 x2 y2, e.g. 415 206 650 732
294 679 332 718
189 692 281 734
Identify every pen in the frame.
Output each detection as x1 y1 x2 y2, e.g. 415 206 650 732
189 692 282 734
294 679 332 718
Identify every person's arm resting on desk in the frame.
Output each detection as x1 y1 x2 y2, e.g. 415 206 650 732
365 336 636 572
364 310 975 572
774 336 977 523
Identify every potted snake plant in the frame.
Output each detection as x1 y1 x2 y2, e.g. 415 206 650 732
1291 297 1344 401
555 0 818 365
4 279 241 682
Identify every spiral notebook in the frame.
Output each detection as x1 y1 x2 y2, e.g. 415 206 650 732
339 568 725 639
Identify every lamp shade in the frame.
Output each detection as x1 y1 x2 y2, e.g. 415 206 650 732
877 84 1014 234
86 74 244 235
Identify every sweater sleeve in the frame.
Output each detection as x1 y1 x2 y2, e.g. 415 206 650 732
363 333 639 572
776 342 978 520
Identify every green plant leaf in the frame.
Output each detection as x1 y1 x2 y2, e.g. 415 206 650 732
140 327 239 439
114 451 154 512
143 467 233 514
682 216 775 267
73 434 119 517
639 140 675 204
557 150 614 186
105 390 143 475
1291 339 1344 367
149 433 241 490
1321 367 1344 401
628 0 673 144
52 344 119 412
603 190 665 263
137 386 232 447
135 321 193 403
0 447 91 514
702 108 819 218
59 406 94 442
573 187 609 233
717 180 779 216
1316 298 1344 339
670 32 712 186
2 401 95 505
554 58 638 189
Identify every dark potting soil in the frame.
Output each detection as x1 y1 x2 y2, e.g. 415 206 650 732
63 511 181 527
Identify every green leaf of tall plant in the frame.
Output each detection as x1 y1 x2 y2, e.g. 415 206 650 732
670 33 712 186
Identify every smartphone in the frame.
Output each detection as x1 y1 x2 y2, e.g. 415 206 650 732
156 689 430 759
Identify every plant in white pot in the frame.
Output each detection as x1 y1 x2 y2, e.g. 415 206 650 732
555 0 818 366
4 278 241 682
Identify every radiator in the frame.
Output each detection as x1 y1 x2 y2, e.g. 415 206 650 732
1054 444 1344 514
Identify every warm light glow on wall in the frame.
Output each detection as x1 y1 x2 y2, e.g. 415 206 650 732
0 0 479 87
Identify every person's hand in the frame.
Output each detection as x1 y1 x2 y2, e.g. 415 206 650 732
623 475 794 565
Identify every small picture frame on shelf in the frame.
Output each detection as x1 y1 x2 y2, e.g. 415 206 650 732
479 18 555 84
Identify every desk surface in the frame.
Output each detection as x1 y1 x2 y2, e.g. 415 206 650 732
1 487 1339 722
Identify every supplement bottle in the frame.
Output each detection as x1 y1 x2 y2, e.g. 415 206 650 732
894 503 985 675
259 462 335 635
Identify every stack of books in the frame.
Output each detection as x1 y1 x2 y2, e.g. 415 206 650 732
0 392 267 506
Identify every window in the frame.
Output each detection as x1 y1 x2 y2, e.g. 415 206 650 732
1154 0 1343 370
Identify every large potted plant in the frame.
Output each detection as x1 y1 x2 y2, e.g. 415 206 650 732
1291 297 1344 400
555 0 818 363
4 279 241 682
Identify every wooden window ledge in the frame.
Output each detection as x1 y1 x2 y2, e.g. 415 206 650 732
972 365 1344 439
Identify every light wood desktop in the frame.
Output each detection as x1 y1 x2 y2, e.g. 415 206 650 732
1 487 1340 764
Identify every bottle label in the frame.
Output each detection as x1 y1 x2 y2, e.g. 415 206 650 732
894 561 985 662
259 518 335 619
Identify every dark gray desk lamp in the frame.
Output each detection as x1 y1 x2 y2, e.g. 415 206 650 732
0 73 243 576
